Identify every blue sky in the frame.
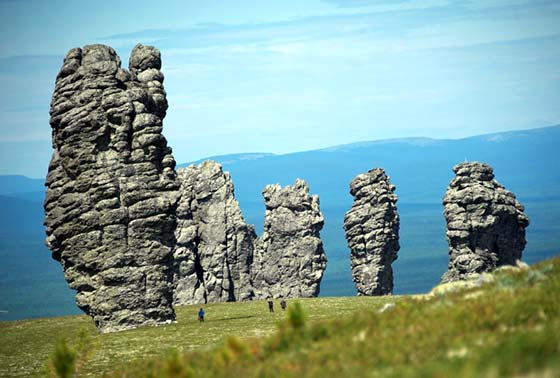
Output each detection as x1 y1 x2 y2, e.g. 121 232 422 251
0 0 559 177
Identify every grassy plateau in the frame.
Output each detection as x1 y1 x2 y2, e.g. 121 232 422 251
1 257 559 377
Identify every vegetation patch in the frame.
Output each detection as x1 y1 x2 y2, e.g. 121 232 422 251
1 257 559 377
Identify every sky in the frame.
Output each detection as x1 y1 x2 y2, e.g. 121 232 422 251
0 0 559 178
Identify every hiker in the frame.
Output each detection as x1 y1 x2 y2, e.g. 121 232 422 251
280 299 287 311
268 299 274 313
198 308 205 323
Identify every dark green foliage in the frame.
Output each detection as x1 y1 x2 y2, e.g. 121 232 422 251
44 328 94 378
287 302 305 330
49 338 76 378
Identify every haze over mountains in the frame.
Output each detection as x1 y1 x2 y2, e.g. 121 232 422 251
1 125 559 320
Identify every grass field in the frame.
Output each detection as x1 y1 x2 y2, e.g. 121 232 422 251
1 257 559 377
0 296 397 377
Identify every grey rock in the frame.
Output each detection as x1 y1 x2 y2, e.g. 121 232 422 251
429 273 495 296
173 160 256 304
378 302 396 313
45 44 179 333
441 162 529 283
343 168 400 296
252 179 327 298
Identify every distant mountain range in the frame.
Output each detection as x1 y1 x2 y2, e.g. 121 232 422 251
1 125 559 320
0 175 44 194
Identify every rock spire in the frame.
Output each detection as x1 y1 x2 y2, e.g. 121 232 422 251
45 44 178 332
441 162 529 283
173 160 255 304
252 179 327 298
343 168 400 296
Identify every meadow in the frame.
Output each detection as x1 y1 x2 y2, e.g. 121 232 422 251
1 257 559 377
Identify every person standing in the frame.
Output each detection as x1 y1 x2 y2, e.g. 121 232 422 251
198 308 205 323
267 299 274 313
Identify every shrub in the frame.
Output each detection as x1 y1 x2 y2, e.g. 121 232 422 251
49 338 76 378
287 301 306 330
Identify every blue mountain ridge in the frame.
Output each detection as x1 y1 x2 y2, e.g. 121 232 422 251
0 175 44 196
1 125 559 320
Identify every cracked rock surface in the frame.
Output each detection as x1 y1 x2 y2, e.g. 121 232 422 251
45 44 178 333
441 162 529 283
343 168 400 296
252 179 327 299
173 160 256 304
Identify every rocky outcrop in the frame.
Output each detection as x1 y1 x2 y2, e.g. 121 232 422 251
173 161 255 304
441 162 529 283
44 44 178 333
343 169 400 296
252 179 327 298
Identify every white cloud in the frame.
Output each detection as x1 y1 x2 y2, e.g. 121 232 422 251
1 0 559 168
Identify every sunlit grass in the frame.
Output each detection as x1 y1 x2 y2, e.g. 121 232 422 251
1 257 559 377
0 295 396 377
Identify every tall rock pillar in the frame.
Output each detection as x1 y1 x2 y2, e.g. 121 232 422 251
252 179 327 298
45 44 179 332
173 161 256 304
343 168 400 296
441 162 529 282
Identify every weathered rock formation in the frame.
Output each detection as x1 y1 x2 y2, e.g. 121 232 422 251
44 44 178 332
173 161 256 304
252 179 327 298
343 168 400 296
441 162 529 283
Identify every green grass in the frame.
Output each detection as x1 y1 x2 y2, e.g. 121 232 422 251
1 258 559 377
0 295 397 377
